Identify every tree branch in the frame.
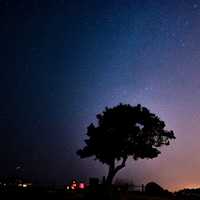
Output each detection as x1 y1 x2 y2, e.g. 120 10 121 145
114 156 127 174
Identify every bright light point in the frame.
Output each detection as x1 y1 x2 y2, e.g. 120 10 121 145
79 183 85 189
71 186 75 190
23 184 27 188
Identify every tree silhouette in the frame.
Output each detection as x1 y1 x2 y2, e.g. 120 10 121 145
77 103 175 186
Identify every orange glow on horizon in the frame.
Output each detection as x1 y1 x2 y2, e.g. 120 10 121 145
171 183 200 192
181 183 200 189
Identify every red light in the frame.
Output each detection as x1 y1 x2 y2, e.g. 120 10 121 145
79 183 85 189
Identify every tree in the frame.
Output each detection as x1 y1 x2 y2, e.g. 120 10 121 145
145 182 164 195
77 103 175 186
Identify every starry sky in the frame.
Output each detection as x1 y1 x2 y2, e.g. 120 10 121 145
1 0 200 191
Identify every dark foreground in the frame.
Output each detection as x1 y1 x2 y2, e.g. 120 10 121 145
0 189 198 200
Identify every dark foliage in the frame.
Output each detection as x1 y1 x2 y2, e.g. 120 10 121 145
145 182 164 195
77 103 175 185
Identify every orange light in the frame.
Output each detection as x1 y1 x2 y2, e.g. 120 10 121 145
71 186 75 190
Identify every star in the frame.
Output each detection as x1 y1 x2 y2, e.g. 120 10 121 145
193 4 198 9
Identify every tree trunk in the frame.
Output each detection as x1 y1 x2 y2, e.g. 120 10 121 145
105 158 127 199
106 166 115 186
104 162 115 200
106 157 127 185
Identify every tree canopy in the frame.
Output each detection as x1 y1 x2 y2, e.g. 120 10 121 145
77 103 175 185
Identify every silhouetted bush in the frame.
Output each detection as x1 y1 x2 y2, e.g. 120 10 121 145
145 182 164 195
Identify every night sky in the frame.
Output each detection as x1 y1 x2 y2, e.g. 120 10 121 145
1 0 200 191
